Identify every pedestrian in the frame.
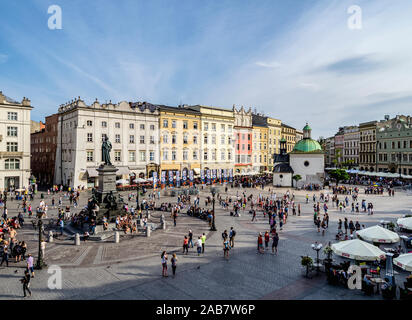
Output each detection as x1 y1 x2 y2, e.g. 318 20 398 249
272 231 279 255
257 233 264 254
188 230 194 248
21 270 32 298
223 238 231 259
344 218 348 234
27 254 34 278
59 219 64 235
171 253 177 277
161 251 168 277
251 210 256 222
229 227 236 248
183 236 189 254
201 233 206 253
0 242 9 267
264 231 270 250
196 236 202 256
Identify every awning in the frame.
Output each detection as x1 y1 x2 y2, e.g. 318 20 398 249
193 168 200 175
86 167 99 178
116 166 130 175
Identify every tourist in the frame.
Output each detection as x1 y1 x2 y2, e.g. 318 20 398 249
27 254 34 278
229 227 236 248
21 270 32 298
222 230 228 241
171 253 177 277
161 251 168 277
223 238 231 259
272 231 279 255
188 230 194 248
196 236 202 256
0 241 9 267
257 233 264 254
264 231 270 250
183 236 189 254
201 233 206 253
344 218 348 234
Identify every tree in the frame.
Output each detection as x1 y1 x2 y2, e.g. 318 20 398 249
292 174 302 189
329 169 349 186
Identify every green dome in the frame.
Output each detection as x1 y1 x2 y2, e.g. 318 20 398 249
303 124 312 131
292 139 322 153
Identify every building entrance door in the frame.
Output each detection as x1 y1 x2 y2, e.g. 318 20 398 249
5 176 20 191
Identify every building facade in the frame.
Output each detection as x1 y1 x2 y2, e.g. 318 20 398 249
158 105 201 175
233 106 253 173
359 121 377 171
333 128 344 167
267 117 282 170
252 114 268 173
377 115 412 175
281 123 296 153
31 113 59 186
55 98 160 188
343 125 359 167
187 105 235 172
0 91 32 191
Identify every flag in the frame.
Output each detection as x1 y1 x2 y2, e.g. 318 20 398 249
153 171 158 189
168 170 174 187
207 170 211 184
189 170 194 186
201 169 205 184
161 171 166 189
182 170 187 186
176 171 181 188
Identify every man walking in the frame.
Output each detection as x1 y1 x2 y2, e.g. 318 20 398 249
201 233 206 254
0 242 9 267
229 227 236 248
21 270 32 298
27 254 35 278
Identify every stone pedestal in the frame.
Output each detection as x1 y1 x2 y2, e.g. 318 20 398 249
114 231 120 243
96 165 118 203
48 231 54 243
75 233 80 246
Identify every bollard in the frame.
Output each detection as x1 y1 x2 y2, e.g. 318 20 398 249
162 221 166 230
146 226 151 237
115 231 120 243
48 231 54 243
75 233 80 246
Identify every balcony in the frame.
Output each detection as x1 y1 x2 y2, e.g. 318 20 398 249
0 151 24 158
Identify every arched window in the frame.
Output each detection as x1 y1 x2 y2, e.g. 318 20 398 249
5 159 20 170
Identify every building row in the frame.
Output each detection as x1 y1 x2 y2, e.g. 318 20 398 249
323 115 412 175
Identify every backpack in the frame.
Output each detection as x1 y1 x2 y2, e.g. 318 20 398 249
231 230 236 237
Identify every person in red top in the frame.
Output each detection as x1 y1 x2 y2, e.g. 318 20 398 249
264 231 270 250
182 236 189 255
257 233 264 254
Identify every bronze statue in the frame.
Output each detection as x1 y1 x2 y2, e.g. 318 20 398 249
102 136 112 165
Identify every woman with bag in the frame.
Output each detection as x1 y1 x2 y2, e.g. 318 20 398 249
161 251 168 277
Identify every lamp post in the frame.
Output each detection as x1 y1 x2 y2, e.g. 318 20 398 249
399 152 402 179
311 242 323 273
210 188 217 231
35 211 47 270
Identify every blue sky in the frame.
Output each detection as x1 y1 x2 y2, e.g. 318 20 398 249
1 0 412 138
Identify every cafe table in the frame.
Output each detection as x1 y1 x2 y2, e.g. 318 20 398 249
370 278 385 294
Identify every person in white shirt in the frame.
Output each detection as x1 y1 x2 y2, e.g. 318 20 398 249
196 237 202 256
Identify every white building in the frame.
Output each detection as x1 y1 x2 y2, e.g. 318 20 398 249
273 124 324 188
0 91 32 191
55 98 160 189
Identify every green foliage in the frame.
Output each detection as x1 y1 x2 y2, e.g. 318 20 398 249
329 169 350 186
292 175 302 182
301 256 313 267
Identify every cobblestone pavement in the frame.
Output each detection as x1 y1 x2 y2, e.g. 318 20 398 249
0 185 410 300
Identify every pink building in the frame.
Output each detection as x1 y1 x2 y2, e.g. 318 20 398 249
233 106 253 173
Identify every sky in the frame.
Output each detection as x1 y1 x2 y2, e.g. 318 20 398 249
1 0 412 139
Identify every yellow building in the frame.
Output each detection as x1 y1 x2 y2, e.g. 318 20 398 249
252 124 269 172
281 123 297 153
267 117 282 170
158 105 202 175
185 105 235 171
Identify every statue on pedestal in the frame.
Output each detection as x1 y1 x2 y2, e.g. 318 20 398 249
102 136 112 166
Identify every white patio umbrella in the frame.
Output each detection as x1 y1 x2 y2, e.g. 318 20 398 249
331 239 386 261
116 179 129 184
356 225 400 244
134 178 147 183
393 253 412 272
397 217 412 231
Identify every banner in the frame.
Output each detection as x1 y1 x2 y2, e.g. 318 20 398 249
161 171 166 189
189 170 194 186
207 170 211 185
229 169 233 183
182 170 187 186
168 170 174 187
223 169 227 183
217 169 222 184
176 171 181 188
201 169 205 184
153 171 158 189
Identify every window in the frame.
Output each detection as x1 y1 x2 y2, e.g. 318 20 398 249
87 151 94 162
237 144 240 150
204 135 208 144
7 112 18 121
129 151 135 162
228 136 232 145
228 150 232 160
193 135 198 144
129 135 135 144
172 134 176 144
115 122 120 129
221 150 225 160
221 124 225 131
242 144 245 150
150 125 155 130
7 127 17 137
115 134 121 143
163 133 168 143
228 125 232 133
87 120 93 127
163 149 168 161
115 151 121 162
129 123 134 129
212 135 216 144
139 151 146 161
5 159 20 170
212 123 216 131
150 151 155 161
183 134 188 144
140 124 145 130
6 142 18 152
87 133 93 142
172 120 177 128
204 151 208 161
183 150 188 160
163 120 168 128
221 135 225 144
193 150 198 160
204 123 209 131
102 121 107 128
212 150 216 160
172 150 177 160
193 122 198 130
150 136 155 144
140 136 145 144
183 121 188 129
242 134 245 140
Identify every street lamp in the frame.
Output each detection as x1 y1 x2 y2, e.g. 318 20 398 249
399 152 402 179
35 211 47 270
210 187 217 231
311 242 323 273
